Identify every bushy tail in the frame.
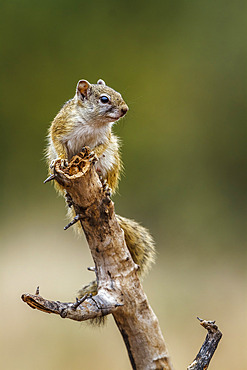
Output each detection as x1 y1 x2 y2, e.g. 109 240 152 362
78 214 155 298
116 215 155 277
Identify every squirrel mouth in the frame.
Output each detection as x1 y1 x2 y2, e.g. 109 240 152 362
120 108 128 117
108 113 123 121
113 108 128 120
106 106 128 121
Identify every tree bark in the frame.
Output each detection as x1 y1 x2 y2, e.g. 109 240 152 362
22 148 222 369
22 148 173 370
187 318 222 370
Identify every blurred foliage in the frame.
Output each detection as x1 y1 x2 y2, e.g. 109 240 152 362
1 0 246 257
0 1 246 369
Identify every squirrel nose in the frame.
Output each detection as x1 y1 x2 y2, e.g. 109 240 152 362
121 106 129 117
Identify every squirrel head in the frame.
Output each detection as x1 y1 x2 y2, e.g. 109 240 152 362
75 79 129 126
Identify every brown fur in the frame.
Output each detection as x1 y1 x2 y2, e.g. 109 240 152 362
46 79 156 298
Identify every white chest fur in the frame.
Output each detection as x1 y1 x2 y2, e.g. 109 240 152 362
95 144 116 177
64 121 117 177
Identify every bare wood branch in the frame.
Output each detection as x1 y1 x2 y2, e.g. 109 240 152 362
187 318 223 370
21 291 119 320
22 147 173 370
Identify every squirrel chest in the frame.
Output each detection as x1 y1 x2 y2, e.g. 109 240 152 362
64 122 118 178
46 78 156 298
48 79 127 183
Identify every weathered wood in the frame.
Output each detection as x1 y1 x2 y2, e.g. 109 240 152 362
187 318 222 370
22 291 119 320
22 148 173 370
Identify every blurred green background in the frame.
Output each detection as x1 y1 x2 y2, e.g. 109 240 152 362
0 0 246 369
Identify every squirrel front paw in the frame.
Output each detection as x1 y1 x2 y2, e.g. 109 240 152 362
50 158 68 169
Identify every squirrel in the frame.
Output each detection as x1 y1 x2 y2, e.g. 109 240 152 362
46 78 155 298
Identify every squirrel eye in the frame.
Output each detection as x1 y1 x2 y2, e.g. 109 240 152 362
100 95 110 104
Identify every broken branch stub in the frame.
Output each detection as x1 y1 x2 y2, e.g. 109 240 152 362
22 147 173 370
187 318 223 370
21 291 118 321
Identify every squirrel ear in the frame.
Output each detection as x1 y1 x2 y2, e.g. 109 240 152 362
97 79 106 86
77 80 91 98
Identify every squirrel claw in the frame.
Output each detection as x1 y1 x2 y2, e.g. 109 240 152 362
50 158 68 170
103 183 112 197
60 159 68 168
88 151 98 164
103 182 112 196
88 150 95 158
106 189 112 197
99 178 112 198
81 147 87 154
65 192 73 208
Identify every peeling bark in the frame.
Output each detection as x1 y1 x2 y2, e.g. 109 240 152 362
22 148 173 370
22 148 222 369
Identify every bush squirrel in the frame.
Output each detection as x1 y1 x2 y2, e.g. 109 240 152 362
46 78 155 297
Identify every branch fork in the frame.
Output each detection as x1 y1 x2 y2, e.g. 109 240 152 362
22 146 222 369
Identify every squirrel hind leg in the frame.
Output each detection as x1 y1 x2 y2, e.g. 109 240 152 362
77 280 98 299
77 280 107 325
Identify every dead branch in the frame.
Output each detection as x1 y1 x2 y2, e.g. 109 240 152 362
22 148 222 369
22 291 120 319
22 148 173 370
187 318 223 370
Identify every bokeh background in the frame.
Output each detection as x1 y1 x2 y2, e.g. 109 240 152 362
1 1 246 369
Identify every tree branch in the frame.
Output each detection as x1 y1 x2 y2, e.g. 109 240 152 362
187 318 223 370
22 148 173 370
22 291 119 320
